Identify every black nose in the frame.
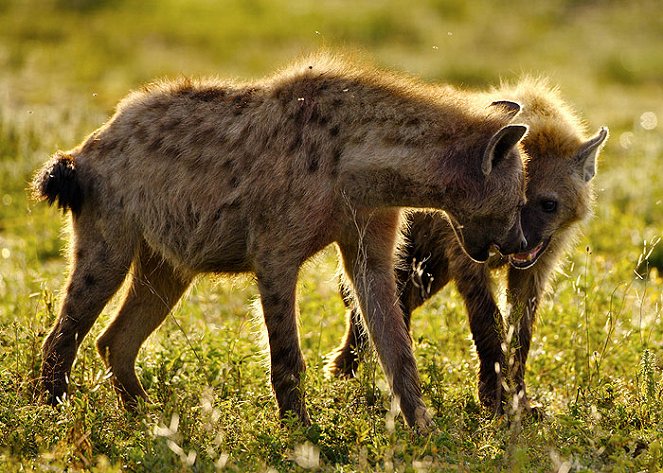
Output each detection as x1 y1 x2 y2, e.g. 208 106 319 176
519 236 528 251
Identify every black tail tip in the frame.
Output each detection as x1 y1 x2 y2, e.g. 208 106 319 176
32 152 84 215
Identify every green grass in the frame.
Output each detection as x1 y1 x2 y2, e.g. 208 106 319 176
1 0 662 471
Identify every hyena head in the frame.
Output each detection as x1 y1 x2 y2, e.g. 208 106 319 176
446 113 529 263
508 125 608 268
494 80 609 269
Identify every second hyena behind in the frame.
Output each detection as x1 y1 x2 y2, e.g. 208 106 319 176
33 53 529 430
328 78 608 414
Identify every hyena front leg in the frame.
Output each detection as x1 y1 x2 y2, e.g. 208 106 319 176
42 215 135 405
327 245 450 379
337 209 431 432
255 258 310 425
96 243 192 408
505 265 545 413
451 257 507 413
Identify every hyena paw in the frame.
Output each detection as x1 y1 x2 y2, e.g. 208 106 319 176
413 406 435 435
325 348 359 379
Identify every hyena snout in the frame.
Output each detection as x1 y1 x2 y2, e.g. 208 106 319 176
497 215 527 256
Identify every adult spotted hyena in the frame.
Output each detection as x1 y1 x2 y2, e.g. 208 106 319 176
33 53 529 430
328 78 608 413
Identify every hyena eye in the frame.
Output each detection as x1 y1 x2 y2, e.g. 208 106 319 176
541 199 558 213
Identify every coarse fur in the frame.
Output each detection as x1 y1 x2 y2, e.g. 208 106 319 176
32 52 530 431
328 77 609 414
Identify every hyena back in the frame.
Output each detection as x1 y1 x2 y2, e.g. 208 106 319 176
33 53 529 430
329 78 608 414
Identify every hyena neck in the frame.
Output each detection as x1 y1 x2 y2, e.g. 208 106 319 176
335 105 490 211
316 86 499 212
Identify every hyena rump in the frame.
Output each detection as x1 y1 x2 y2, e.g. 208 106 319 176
329 78 608 414
33 54 529 430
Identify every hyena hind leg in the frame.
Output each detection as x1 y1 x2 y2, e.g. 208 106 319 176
255 257 310 426
41 216 135 405
96 243 191 409
326 280 366 379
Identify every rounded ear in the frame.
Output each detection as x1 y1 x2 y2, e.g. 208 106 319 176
490 100 522 119
575 126 609 182
482 124 528 176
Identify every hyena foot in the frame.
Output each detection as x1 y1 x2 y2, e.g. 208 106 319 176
41 331 80 405
399 396 434 434
325 346 360 379
115 386 150 411
478 374 538 418
273 375 311 426
41 367 69 406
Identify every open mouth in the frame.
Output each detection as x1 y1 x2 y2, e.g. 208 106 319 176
508 238 550 269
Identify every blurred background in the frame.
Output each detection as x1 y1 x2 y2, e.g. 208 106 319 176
0 1 662 470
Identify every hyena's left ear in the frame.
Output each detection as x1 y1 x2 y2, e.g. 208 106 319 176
575 126 609 182
482 124 528 176
490 100 522 119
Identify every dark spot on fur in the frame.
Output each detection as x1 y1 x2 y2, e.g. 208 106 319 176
232 88 256 114
96 138 120 156
332 98 342 108
84 274 96 287
288 134 302 153
307 152 319 173
161 117 181 132
191 126 217 146
162 144 180 158
406 117 421 127
330 125 340 137
229 176 239 188
188 88 226 102
76 249 85 260
147 136 163 154
332 146 342 169
226 201 241 211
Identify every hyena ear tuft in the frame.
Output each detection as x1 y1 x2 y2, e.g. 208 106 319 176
490 100 522 119
482 124 528 176
575 126 609 182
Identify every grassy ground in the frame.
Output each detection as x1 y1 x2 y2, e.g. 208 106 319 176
1 0 662 471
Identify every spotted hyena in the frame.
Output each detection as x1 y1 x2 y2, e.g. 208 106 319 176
33 53 530 430
328 78 608 414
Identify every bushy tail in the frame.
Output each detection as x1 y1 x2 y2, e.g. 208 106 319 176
32 152 84 215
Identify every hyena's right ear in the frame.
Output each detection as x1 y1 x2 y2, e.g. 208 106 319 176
481 124 528 176
490 100 522 119
575 126 609 182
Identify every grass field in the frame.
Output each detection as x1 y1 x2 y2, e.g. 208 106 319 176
1 0 662 471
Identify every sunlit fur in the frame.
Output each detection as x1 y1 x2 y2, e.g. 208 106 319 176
32 52 529 430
